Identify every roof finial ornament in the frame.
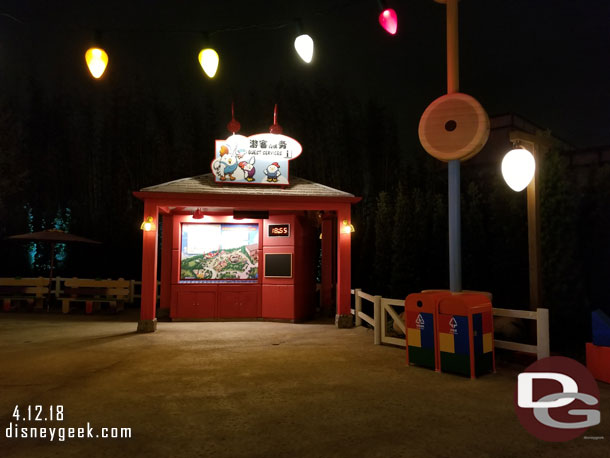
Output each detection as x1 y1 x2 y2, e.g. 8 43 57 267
269 104 283 134
227 102 241 134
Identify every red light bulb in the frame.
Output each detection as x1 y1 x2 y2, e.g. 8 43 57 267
379 8 398 35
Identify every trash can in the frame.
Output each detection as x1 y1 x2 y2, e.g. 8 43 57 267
437 293 495 378
405 291 451 371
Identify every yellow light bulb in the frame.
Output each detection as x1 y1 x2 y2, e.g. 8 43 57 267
198 48 219 78
140 217 156 232
85 47 108 79
341 220 355 234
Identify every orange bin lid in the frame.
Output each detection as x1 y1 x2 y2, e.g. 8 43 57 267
405 290 452 311
437 292 492 315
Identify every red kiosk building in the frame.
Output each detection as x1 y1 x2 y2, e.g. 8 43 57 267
134 173 360 332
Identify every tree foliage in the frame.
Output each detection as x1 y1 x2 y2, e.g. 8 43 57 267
0 76 607 354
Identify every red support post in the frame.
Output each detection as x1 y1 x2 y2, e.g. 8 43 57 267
335 205 353 328
159 213 173 316
138 200 159 332
321 215 335 314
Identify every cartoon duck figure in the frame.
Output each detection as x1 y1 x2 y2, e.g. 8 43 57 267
218 145 238 181
239 157 256 182
264 162 281 182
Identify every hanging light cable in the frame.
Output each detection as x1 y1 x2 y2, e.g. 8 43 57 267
377 1 398 35
294 20 314 64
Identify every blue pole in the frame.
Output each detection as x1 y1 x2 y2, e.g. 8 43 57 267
446 0 461 293
448 159 461 292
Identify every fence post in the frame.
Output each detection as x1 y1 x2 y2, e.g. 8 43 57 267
354 288 362 327
536 308 550 359
129 280 135 304
54 276 61 298
380 299 387 345
374 295 382 345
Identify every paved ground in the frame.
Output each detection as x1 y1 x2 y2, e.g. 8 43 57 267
0 310 608 458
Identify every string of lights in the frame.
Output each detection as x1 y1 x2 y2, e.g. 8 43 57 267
0 11 24 24
2 1 399 80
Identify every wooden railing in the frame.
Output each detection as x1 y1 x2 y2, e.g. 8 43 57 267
1 277 160 305
492 307 550 359
351 288 550 360
127 280 161 304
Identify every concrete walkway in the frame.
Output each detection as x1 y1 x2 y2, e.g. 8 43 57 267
0 311 608 458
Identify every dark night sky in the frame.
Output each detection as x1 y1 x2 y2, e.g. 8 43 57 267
1 0 609 147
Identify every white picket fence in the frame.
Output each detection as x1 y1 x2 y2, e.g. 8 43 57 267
351 288 550 360
43 277 159 304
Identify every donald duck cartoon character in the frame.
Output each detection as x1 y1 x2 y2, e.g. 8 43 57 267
217 144 238 181
264 162 281 182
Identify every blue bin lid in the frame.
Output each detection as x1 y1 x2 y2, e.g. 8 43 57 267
592 309 610 347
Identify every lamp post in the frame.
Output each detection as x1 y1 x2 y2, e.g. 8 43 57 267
503 129 552 311
419 0 490 293
445 0 461 293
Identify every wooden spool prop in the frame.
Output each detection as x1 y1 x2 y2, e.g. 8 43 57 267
418 92 490 162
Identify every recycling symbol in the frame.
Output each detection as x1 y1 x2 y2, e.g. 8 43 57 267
449 316 458 334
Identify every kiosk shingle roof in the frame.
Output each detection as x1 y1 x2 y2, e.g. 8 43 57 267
140 173 355 198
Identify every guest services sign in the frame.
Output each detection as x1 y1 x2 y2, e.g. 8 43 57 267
211 133 302 186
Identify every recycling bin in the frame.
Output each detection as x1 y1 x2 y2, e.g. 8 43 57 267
405 291 451 371
437 293 495 378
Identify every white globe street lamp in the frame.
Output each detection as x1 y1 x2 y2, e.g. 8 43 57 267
501 148 536 192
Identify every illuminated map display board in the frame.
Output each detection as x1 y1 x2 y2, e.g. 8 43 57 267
180 223 259 282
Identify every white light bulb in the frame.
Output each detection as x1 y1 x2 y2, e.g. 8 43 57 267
294 34 314 64
501 148 536 192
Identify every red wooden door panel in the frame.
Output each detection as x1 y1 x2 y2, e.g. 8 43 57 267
177 291 216 318
218 289 259 318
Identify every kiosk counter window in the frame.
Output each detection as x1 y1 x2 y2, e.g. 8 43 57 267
180 223 259 283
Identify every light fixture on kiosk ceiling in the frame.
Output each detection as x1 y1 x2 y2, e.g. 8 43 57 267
192 208 204 219
294 20 314 64
377 1 398 35
501 147 536 192
341 220 355 234
140 216 156 232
